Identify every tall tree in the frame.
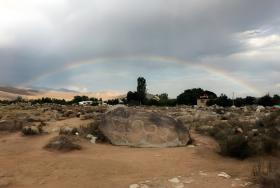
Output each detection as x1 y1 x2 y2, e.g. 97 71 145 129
177 88 216 105
137 77 147 105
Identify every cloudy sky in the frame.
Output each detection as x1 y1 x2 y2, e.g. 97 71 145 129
0 0 280 98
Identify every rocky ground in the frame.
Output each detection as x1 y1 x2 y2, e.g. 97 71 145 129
0 103 279 188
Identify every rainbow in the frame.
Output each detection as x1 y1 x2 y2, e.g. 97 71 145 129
20 55 261 96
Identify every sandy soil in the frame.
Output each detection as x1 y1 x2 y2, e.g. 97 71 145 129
0 117 271 188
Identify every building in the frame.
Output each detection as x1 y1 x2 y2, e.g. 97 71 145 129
197 94 209 107
78 101 93 105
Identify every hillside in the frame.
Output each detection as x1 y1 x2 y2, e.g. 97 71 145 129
0 86 123 101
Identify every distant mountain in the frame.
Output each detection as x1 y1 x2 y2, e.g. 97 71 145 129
0 86 38 96
0 86 123 101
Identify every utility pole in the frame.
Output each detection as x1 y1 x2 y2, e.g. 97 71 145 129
232 92 235 106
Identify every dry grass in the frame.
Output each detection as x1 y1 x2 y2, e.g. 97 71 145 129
22 125 43 136
195 111 280 159
0 120 25 132
252 160 280 188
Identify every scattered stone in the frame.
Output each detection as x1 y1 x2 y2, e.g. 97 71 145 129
181 177 194 184
86 134 94 139
140 184 149 188
129 184 140 188
173 183 184 188
218 172 231 179
168 177 180 183
199 171 208 176
240 182 253 187
235 127 243 134
90 136 97 144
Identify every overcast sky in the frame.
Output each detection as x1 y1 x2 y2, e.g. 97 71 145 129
0 0 280 97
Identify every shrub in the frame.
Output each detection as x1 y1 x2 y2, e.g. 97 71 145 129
44 135 81 152
219 134 250 159
59 127 79 136
195 112 280 159
22 125 43 136
0 120 25 132
78 120 109 143
252 160 280 188
262 136 278 154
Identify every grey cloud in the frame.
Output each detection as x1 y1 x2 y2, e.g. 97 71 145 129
0 0 279 95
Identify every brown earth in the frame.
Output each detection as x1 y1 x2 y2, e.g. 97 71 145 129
0 117 272 188
1 104 279 188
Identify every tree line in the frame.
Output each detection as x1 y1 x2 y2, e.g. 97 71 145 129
1 77 279 107
125 77 280 107
0 95 101 106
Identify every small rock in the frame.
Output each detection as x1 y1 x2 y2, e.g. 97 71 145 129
218 172 231 179
187 145 195 148
240 182 253 187
86 134 94 139
90 137 97 144
140 184 149 188
182 177 194 184
199 171 208 176
129 184 140 188
39 180 46 185
168 177 180 183
235 127 243 134
173 183 184 188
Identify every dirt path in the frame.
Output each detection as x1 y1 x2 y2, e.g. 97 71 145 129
0 118 268 188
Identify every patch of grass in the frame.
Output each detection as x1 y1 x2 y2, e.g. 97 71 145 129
44 135 81 152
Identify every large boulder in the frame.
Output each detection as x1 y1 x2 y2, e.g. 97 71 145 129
100 107 190 147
